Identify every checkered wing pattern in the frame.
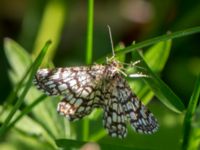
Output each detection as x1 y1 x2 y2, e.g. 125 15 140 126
119 77 158 134
102 74 158 138
33 59 158 138
33 65 105 121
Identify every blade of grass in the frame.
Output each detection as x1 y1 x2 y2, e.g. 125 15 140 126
88 129 107 141
83 0 94 141
4 38 32 78
131 51 185 113
32 0 66 65
14 127 55 149
97 26 200 62
0 40 51 136
115 42 126 62
130 39 172 104
115 26 200 56
56 139 154 150
0 105 56 149
4 38 61 139
182 75 200 150
6 95 46 132
86 0 94 65
2 38 33 108
143 39 172 73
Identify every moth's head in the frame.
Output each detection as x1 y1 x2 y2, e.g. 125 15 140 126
105 57 125 78
106 57 122 68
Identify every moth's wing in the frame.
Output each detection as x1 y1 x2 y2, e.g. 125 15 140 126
120 77 159 134
33 66 105 120
103 74 158 138
57 88 104 121
57 97 93 121
102 75 128 138
103 102 127 138
124 96 158 134
33 66 104 96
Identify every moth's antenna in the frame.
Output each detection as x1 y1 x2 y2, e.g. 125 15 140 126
107 25 115 57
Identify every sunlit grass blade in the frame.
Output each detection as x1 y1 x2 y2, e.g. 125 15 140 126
182 75 200 150
97 26 200 63
130 39 172 104
143 39 172 73
2 38 33 108
82 0 94 141
131 51 185 113
115 42 126 62
0 104 56 149
115 26 200 56
88 129 107 141
32 0 66 65
4 38 32 78
6 95 46 131
85 0 94 65
4 38 65 139
0 40 51 136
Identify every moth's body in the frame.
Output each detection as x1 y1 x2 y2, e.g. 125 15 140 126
33 58 158 138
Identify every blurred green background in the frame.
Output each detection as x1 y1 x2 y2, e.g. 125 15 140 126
0 0 200 150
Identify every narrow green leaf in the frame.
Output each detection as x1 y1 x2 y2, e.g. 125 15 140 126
0 104 55 148
85 0 94 65
182 75 200 150
7 95 46 131
97 26 200 63
4 38 64 139
88 129 107 141
33 0 66 65
130 39 172 104
4 38 32 79
131 51 185 113
3 38 33 106
115 42 126 62
56 139 153 150
144 39 172 72
83 0 94 141
115 26 200 56
0 40 51 136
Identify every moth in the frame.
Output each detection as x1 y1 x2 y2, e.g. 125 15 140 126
33 27 158 138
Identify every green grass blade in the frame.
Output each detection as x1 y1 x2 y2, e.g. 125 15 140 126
4 38 32 78
131 51 185 113
3 38 33 107
0 105 56 149
0 40 51 136
144 39 172 72
32 0 66 64
6 95 46 131
115 42 126 62
115 26 200 56
83 0 94 141
56 139 154 150
97 26 200 63
130 39 172 104
182 75 200 150
88 129 107 141
4 38 62 139
85 0 94 65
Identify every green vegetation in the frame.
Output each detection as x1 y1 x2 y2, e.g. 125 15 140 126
0 0 200 150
